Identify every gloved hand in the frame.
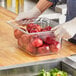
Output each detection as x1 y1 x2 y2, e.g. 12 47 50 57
15 6 41 48
16 6 41 21
52 18 76 40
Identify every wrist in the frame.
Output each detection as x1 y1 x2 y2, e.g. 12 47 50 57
30 6 41 18
36 0 53 13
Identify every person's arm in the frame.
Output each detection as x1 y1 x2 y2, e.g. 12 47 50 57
36 0 53 13
16 0 58 20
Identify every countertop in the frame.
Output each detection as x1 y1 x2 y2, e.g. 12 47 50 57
0 7 76 67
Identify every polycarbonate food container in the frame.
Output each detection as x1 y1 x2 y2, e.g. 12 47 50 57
8 18 62 56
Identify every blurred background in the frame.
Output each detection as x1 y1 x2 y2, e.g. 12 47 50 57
0 0 66 14
0 0 67 24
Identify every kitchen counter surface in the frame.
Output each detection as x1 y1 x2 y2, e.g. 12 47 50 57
0 7 76 67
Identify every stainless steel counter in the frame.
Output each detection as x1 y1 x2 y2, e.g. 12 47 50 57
0 56 76 76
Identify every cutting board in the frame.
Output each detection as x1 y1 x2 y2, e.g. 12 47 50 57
0 7 76 67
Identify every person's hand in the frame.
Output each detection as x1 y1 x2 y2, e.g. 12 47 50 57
15 6 41 47
16 6 41 21
52 18 76 40
52 25 71 40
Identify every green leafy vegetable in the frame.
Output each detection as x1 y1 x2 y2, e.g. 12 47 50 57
37 68 68 76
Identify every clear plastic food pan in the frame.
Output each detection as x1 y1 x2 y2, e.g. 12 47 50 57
7 18 62 56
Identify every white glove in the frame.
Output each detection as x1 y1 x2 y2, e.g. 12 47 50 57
16 6 41 21
52 18 76 40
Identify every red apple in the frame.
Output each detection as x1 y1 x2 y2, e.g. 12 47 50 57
38 44 50 54
27 23 34 32
30 34 39 39
30 28 39 33
50 41 61 53
41 26 52 32
27 23 41 33
21 34 30 47
44 36 54 45
18 38 23 47
40 34 54 45
43 26 52 31
26 43 37 54
14 28 26 39
39 32 56 45
31 38 43 47
41 29 47 32
32 24 41 32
